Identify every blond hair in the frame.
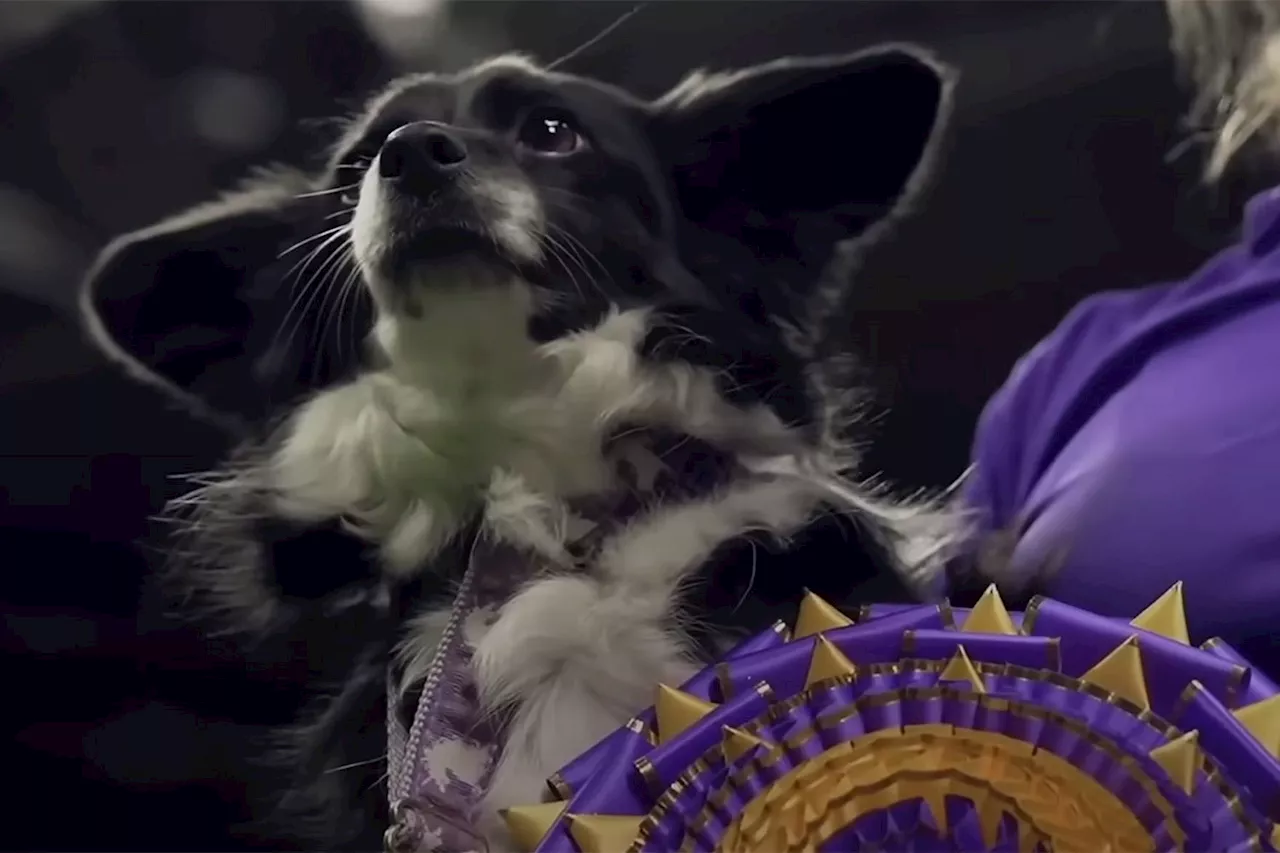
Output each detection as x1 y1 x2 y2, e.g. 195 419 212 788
1168 0 1280 179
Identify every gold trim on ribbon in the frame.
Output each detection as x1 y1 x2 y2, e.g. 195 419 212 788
1196 636 1252 718
1046 636 1063 673
634 755 662 797
1021 595 1047 636
545 772 572 800
939 599 957 630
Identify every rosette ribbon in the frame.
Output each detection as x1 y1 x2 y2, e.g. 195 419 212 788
502 583 1280 852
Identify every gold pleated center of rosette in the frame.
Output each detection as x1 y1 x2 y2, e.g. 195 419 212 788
719 709 1153 853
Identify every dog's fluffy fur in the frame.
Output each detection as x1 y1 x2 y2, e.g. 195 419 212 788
81 50 960 850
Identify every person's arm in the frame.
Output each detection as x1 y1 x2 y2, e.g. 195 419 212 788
953 279 1186 604
968 290 1150 522
964 229 1260 536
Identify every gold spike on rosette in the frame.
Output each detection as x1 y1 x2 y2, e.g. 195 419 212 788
500 802 567 851
1129 582 1190 645
1233 694 1280 758
1149 731 1200 794
939 645 986 693
804 635 858 688
960 585 1018 635
924 791 950 835
1080 635 1151 710
654 684 717 745
975 796 1008 849
722 725 766 763
566 815 644 853
793 590 853 639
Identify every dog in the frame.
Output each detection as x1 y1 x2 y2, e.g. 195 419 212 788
81 47 959 851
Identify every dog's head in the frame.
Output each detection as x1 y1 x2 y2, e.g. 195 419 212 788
82 48 952 436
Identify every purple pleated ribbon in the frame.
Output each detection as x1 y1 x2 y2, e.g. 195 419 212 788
532 595 1280 853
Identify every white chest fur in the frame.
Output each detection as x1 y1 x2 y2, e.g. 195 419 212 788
263 281 800 575
266 284 646 573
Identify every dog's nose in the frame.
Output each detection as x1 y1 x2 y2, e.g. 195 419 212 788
378 122 468 191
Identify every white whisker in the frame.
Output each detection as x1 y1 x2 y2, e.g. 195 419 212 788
294 182 359 201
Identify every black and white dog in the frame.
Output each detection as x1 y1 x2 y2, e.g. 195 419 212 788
81 48 959 850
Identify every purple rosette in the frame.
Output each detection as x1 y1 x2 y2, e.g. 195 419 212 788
501 583 1280 853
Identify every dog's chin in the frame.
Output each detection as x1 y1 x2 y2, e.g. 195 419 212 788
359 223 525 316
389 225 518 279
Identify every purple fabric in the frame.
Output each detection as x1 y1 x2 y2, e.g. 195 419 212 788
964 188 1280 672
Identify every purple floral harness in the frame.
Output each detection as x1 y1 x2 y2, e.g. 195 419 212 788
383 432 739 852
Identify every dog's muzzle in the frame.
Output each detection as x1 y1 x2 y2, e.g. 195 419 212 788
353 121 543 284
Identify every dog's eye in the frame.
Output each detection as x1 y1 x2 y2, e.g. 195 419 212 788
516 108 586 156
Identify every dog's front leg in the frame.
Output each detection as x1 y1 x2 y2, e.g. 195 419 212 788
265 372 478 577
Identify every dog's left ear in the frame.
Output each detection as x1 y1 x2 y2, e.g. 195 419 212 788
79 167 331 431
649 46 953 271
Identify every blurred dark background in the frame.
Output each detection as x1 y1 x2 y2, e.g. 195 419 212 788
0 1 1270 850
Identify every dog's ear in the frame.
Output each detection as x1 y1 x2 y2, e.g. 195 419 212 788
648 46 952 271
80 167 349 431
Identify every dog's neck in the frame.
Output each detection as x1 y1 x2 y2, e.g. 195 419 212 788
370 275 551 401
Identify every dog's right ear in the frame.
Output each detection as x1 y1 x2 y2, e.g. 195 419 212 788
81 167 332 430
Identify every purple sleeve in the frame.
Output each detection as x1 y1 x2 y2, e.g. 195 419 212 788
963 286 1172 536
965 233 1258 537
955 191 1280 667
